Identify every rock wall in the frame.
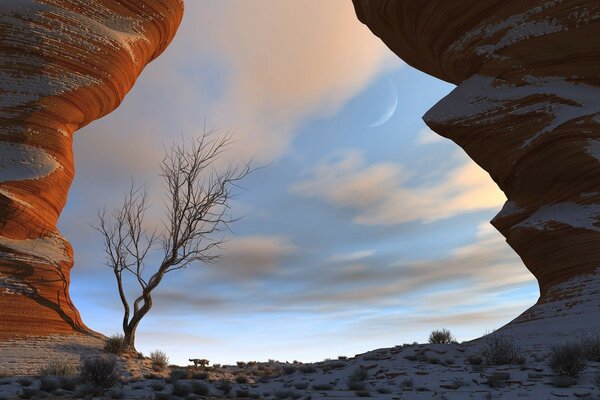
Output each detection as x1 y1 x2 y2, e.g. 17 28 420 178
0 0 184 338
353 0 600 342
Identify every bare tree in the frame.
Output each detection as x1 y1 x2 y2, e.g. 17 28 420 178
95 129 250 351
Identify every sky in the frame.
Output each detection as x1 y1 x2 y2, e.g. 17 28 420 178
61 0 539 365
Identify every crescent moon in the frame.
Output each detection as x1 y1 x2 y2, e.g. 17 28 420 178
368 77 398 128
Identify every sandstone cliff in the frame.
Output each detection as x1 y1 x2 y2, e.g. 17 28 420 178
354 0 600 343
0 0 184 338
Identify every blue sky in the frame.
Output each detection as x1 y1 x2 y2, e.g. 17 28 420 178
59 0 538 365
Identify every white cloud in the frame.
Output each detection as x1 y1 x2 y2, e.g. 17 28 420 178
291 150 506 226
327 250 374 264
215 235 298 278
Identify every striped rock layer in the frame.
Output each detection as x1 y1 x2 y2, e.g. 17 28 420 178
0 0 183 338
353 0 600 342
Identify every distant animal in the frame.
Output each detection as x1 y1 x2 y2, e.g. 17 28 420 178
189 358 210 367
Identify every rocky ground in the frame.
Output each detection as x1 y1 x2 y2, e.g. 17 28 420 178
1 334 600 399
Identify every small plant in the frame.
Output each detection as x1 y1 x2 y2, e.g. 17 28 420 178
172 382 191 397
39 376 60 392
294 382 309 390
427 357 440 364
347 367 368 390
59 376 78 391
466 354 483 365
428 329 455 344
150 381 165 391
282 365 297 375
299 365 316 373
486 372 510 388
38 357 77 377
377 387 392 394
18 388 39 399
217 381 232 394
235 374 248 384
236 389 250 397
581 336 600 361
400 378 413 390
311 383 333 390
191 370 208 380
166 368 188 383
75 383 104 398
355 390 370 397
552 375 578 388
479 335 524 365
192 381 210 395
338 355 348 360
150 350 169 370
549 343 587 377
80 355 120 388
104 334 126 354
17 378 32 387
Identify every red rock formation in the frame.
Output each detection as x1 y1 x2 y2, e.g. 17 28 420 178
0 0 184 338
354 1 600 342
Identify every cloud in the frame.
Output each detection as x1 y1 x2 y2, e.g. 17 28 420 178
291 150 506 226
327 250 374 264
213 235 298 279
415 127 445 145
274 221 535 316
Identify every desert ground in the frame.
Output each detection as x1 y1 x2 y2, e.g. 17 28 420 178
1 332 599 399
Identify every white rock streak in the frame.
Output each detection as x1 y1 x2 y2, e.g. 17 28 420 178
0 142 60 182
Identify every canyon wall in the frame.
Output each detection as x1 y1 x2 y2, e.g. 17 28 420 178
353 0 600 342
0 0 184 338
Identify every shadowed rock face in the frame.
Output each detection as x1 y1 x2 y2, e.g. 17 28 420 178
353 0 600 343
0 0 183 338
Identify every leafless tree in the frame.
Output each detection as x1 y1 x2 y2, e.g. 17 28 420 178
95 129 251 351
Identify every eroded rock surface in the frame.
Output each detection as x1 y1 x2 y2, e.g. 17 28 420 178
0 0 184 338
353 1 600 341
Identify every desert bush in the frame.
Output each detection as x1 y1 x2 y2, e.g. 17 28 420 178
39 376 60 392
107 388 124 399
166 368 187 383
59 376 78 391
311 383 333 390
150 350 169 370
191 370 208 380
18 388 39 399
150 381 165 391
236 389 250 397
154 393 174 400
17 378 32 387
282 365 297 375
428 328 455 344
400 378 413 390
80 355 120 388
216 381 232 395
75 383 104 398
552 375 578 388
581 336 600 361
192 381 210 395
549 343 587 377
299 365 316 373
377 387 392 394
479 335 524 365
235 374 248 384
347 367 368 391
486 372 510 388
355 390 370 397
466 354 483 365
104 334 126 354
172 381 191 397
293 382 309 390
38 357 77 377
